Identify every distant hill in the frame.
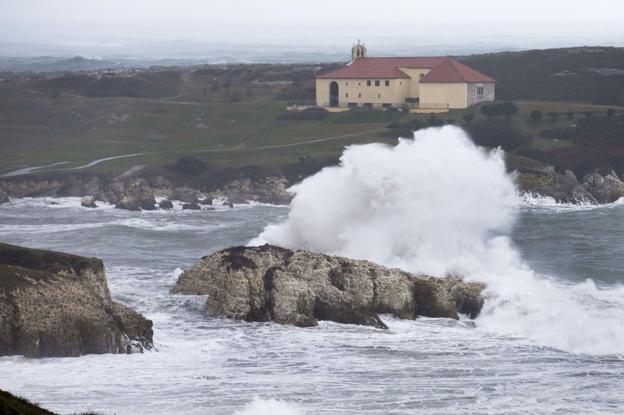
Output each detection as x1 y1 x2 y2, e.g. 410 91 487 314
460 47 624 106
0 56 124 72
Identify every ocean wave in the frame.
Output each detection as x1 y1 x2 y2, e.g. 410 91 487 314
519 192 624 212
252 126 624 356
233 397 303 415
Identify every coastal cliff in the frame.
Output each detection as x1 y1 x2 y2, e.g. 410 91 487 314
0 243 153 357
171 245 484 329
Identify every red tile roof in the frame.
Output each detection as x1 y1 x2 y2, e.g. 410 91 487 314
316 57 495 83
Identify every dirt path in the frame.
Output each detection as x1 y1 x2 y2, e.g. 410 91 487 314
197 128 387 153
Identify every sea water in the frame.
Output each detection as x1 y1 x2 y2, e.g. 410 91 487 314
0 127 623 414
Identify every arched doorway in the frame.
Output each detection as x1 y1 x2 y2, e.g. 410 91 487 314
329 81 339 107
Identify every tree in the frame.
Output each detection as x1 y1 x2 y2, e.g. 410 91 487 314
607 108 616 119
467 120 533 151
446 118 456 124
529 110 543 122
547 112 560 122
462 114 475 124
566 111 575 120
481 102 519 119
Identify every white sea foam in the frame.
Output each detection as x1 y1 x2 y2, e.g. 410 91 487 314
233 397 303 415
252 126 624 355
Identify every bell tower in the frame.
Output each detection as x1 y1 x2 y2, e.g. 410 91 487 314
351 40 367 61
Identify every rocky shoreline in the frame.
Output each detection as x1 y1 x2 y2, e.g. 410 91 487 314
1 157 623 209
171 245 485 329
0 167 292 210
0 243 153 357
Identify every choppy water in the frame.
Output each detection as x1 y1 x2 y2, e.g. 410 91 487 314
0 197 623 414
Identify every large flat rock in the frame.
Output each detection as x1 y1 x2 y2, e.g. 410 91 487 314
171 245 484 329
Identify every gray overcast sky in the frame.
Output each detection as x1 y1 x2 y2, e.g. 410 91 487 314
1 0 623 47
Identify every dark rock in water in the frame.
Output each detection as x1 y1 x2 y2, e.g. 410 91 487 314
115 196 141 211
0 243 153 358
80 195 97 208
171 245 485 329
198 197 213 205
182 202 201 210
508 155 596 203
224 201 234 208
107 177 156 210
210 176 292 205
169 186 199 203
159 199 174 209
0 189 9 205
581 171 624 203
0 389 57 415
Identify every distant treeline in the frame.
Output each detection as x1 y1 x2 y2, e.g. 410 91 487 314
460 47 624 106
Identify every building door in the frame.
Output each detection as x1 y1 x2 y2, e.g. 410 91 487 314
329 81 339 107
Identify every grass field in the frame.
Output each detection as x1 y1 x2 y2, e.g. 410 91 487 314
1 82 622 179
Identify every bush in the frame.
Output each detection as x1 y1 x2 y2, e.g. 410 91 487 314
529 110 543 122
566 111 575 120
547 112 560 121
462 114 475 124
467 120 533 151
427 115 444 126
539 128 576 140
481 102 519 119
171 156 209 175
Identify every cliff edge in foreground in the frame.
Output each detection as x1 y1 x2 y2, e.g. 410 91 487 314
171 245 484 329
0 243 153 357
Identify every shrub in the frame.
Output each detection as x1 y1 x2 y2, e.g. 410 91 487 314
547 112 560 121
467 120 533 151
529 110 543 122
427 115 444 126
566 111 575 120
171 156 209 175
462 114 475 124
481 102 519 119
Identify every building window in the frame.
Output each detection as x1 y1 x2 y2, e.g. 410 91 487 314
385 80 390 86
346 82 348 86
358 82 361 86
367 80 371 86
374 80 380 86
400 81 402 85
378 94 381 98
358 93 361 98
477 84 484 96
345 93 349 98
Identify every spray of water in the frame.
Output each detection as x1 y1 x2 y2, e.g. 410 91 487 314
252 126 624 355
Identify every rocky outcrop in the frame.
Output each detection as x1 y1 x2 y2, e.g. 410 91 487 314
0 189 9 205
0 243 153 358
171 245 484 329
515 167 596 203
80 195 97 208
168 186 199 203
104 177 156 211
182 202 201 210
209 176 292 205
581 171 624 203
159 199 174 209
